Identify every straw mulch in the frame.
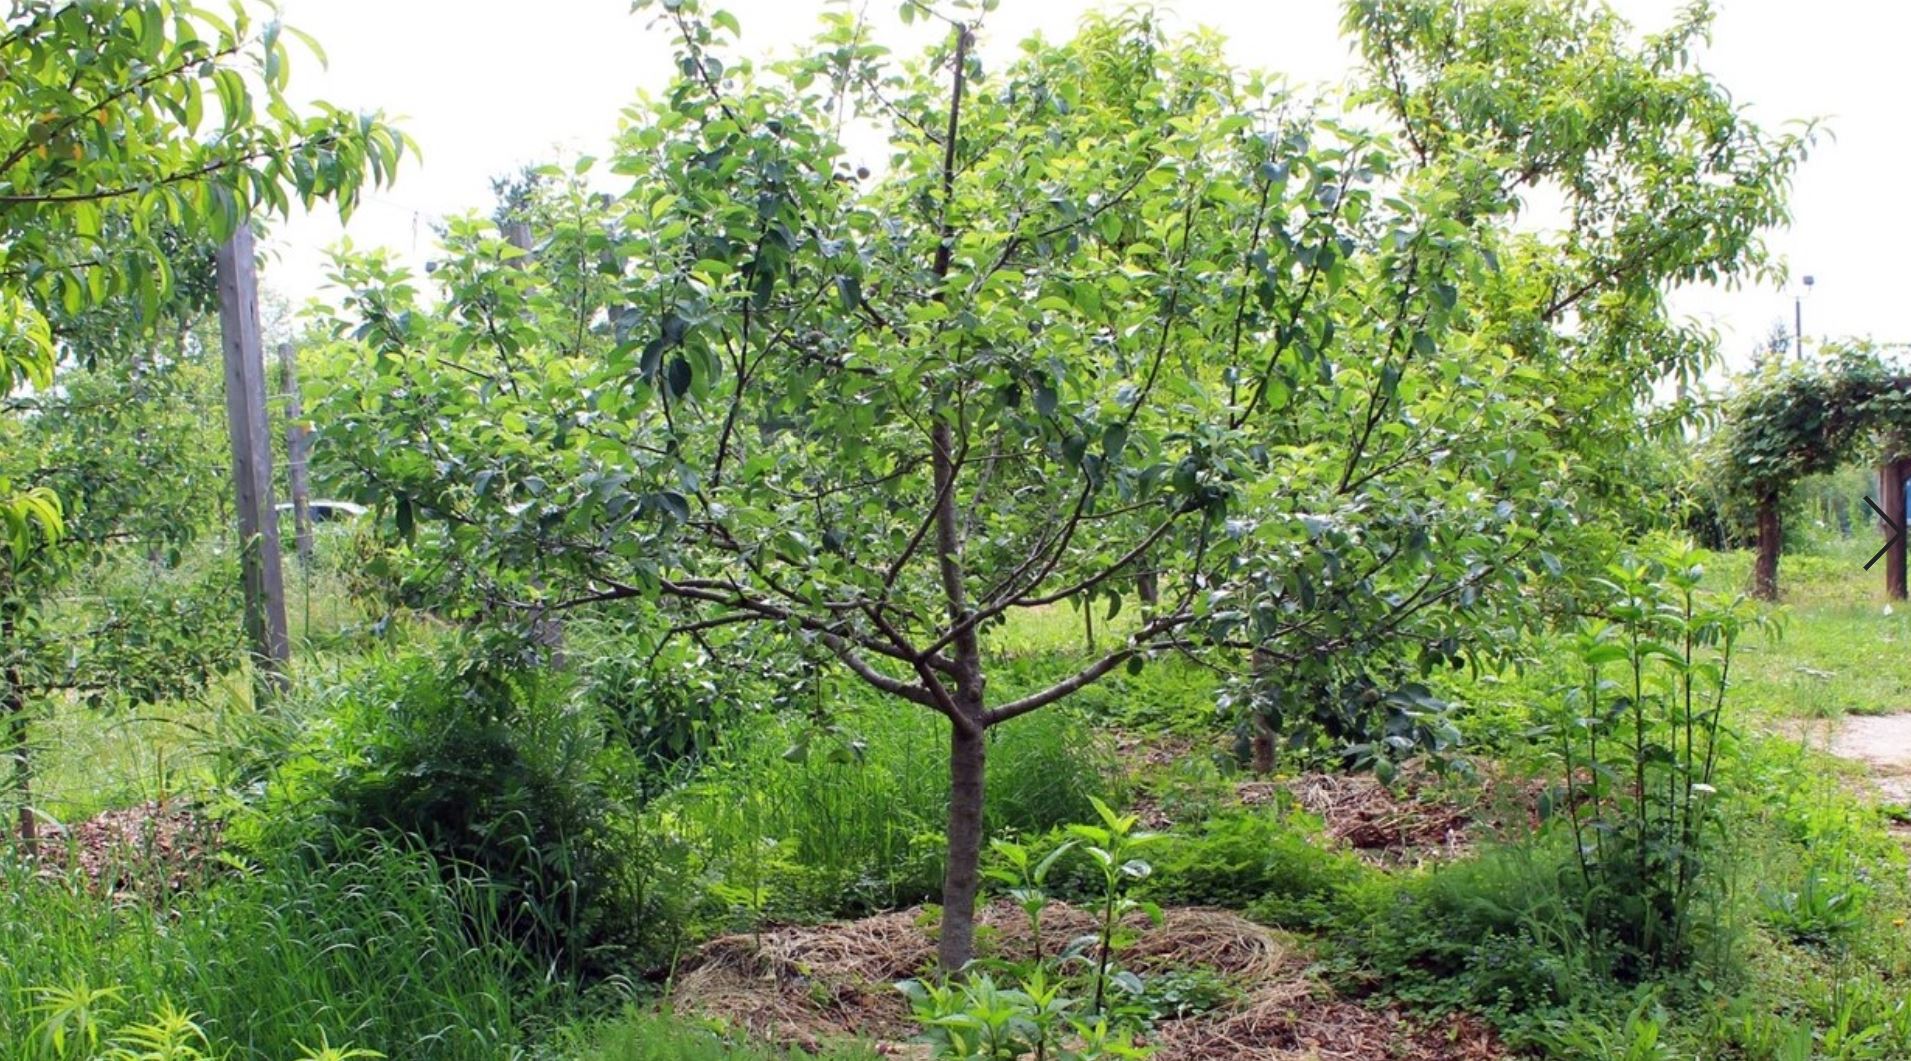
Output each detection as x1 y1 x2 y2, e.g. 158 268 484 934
670 900 1281 1049
1278 773 1475 861
1150 982 1505 1059
669 900 1507 1059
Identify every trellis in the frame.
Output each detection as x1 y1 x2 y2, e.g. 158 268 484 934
1713 348 1911 600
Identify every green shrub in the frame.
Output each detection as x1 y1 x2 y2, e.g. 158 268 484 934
285 644 662 976
1332 835 1610 1018
1529 548 1761 975
578 633 750 790
1759 861 1870 946
1140 808 1375 931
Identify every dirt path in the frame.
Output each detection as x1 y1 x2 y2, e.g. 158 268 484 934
1816 713 1911 806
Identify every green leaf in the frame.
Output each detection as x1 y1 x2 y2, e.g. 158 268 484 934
666 356 693 398
835 274 862 313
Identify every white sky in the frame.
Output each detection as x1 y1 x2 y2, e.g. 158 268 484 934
264 0 1911 371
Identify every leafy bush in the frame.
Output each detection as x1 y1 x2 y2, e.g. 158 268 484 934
287 645 657 975
1759 861 1870 945
1136 967 1238 1022
1530 547 1761 974
1141 808 1375 931
1331 835 1610 1017
581 638 741 784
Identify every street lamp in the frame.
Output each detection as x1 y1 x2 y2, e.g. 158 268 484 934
1795 274 1815 360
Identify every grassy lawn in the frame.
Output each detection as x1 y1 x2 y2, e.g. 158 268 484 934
1707 541 1911 720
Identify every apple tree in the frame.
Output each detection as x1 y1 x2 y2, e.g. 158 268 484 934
310 0 1805 968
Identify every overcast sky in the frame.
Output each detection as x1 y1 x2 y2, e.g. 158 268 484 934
264 0 1909 371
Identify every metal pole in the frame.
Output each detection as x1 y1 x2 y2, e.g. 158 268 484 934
279 342 314 568
1795 295 1804 361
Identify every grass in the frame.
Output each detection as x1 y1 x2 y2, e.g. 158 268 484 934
10 537 1911 1059
20 530 383 827
661 686 1121 922
551 1010 881 1060
0 832 536 1060
1705 541 1911 719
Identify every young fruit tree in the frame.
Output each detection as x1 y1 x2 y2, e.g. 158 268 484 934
311 0 1805 969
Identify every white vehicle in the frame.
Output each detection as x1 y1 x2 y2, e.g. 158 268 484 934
274 499 368 524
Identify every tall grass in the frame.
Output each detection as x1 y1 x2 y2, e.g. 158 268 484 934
0 831 538 1059
663 694 1120 921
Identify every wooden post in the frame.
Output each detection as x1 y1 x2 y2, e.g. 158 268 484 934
279 343 314 567
5 607 33 843
502 219 534 261
1136 548 1159 616
1885 459 1908 601
1753 492 1781 601
216 223 291 695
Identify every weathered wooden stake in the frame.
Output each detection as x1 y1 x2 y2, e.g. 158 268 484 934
216 223 291 696
502 219 534 259
279 342 314 567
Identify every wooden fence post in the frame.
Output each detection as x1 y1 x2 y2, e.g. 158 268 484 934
1885 459 1908 601
502 219 534 260
216 223 291 696
279 342 314 567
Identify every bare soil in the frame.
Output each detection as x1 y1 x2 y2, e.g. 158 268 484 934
1817 712 1911 806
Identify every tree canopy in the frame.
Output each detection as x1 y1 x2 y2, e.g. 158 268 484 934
1713 346 1911 506
0 0 411 550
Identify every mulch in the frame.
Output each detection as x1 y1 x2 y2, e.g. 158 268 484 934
24 798 218 900
1118 731 1546 866
1281 773 1477 861
667 899 1508 1059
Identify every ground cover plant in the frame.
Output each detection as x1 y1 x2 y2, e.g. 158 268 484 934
4 0 1910 1059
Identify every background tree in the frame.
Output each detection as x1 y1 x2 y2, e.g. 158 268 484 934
1708 344 1911 599
310 0 1807 969
0 0 409 838
0 0 410 552
1344 0 1812 576
0 306 240 838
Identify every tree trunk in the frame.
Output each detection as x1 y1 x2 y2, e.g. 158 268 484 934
1250 647 1277 774
1251 715 1277 775
926 22 982 975
6 695 26 844
1136 547 1158 615
937 715 987 972
279 342 315 568
1753 493 1780 601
